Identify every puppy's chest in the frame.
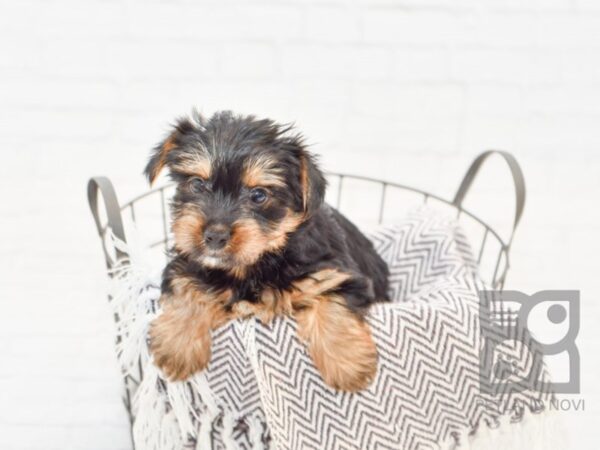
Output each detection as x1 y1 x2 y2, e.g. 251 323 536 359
199 255 311 304
231 278 288 304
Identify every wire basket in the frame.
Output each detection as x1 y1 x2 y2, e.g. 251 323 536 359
86 149 525 432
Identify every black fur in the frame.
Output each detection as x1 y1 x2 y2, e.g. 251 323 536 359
146 111 390 314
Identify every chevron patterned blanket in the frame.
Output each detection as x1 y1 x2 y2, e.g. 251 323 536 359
109 206 558 450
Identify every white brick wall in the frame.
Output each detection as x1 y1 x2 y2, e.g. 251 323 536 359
1 0 599 448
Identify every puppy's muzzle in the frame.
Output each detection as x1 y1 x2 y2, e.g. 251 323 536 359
204 225 231 250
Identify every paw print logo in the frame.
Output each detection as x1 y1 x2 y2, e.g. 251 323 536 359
479 290 580 395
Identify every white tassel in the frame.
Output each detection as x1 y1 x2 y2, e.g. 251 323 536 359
159 410 184 450
444 408 568 450
221 413 238 450
247 415 265 450
132 364 183 450
189 373 219 410
196 408 219 450
190 373 221 449
165 380 199 440
106 228 163 379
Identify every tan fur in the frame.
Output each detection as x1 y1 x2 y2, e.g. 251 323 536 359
150 279 231 381
299 153 310 212
171 154 212 180
227 211 303 278
234 268 378 392
242 154 285 188
295 293 378 392
172 205 302 277
153 268 378 389
232 287 293 324
291 269 378 392
291 269 352 305
172 208 205 256
149 136 177 184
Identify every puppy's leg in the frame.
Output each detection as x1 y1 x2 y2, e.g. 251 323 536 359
150 278 231 381
292 269 378 392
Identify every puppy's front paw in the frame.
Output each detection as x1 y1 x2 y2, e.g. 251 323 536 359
149 304 212 381
296 295 378 392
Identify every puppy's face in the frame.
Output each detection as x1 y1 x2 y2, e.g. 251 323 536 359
145 111 326 277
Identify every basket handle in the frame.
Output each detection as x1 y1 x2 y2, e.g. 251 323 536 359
452 150 526 244
87 176 127 266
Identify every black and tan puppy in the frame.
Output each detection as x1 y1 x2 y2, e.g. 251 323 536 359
146 111 389 391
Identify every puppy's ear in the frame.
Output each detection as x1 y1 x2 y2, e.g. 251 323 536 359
299 149 326 217
144 117 196 185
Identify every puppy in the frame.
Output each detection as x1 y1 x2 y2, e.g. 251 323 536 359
146 111 389 391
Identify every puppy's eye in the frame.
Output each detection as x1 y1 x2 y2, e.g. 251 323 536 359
188 177 206 193
250 188 268 204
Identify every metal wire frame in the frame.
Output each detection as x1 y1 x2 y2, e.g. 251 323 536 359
95 151 524 289
87 149 526 441
118 176 506 285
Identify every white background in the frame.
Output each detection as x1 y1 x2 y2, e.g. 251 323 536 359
1 0 599 449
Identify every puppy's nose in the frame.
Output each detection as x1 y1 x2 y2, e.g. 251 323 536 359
204 226 230 250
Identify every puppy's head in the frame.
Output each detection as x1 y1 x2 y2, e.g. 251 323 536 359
145 111 326 277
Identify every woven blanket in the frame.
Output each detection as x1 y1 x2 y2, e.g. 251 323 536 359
108 206 559 450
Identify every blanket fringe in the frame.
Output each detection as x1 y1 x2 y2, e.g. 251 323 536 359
247 415 265 450
132 364 184 450
196 408 219 450
445 407 568 450
222 413 238 450
165 380 200 440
